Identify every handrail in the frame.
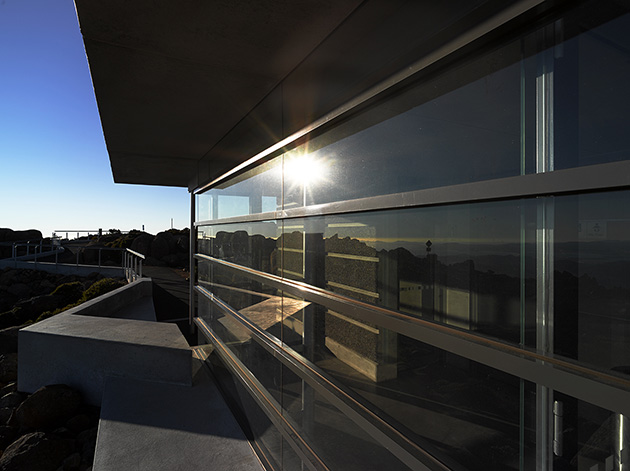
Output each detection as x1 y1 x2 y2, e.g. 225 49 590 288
123 248 145 282
2 241 146 283
125 248 145 260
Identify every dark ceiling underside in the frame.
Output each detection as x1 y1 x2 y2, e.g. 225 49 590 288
75 0 363 188
75 0 529 190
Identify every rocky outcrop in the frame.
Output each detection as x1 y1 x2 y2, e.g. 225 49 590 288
0 432 75 471
0 384 98 471
0 356 17 385
11 385 82 431
150 232 171 260
0 229 44 259
0 269 98 314
0 270 118 330
0 229 43 243
127 229 190 268
130 234 153 257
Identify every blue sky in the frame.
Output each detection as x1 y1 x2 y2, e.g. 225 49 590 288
0 0 189 238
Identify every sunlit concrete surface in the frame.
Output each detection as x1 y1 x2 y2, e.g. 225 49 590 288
18 279 191 405
93 359 263 471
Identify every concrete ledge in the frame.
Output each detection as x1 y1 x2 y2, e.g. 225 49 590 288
18 279 191 405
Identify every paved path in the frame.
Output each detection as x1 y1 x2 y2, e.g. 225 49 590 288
142 266 189 321
142 266 195 344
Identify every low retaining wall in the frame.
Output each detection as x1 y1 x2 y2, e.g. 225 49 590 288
18 278 191 405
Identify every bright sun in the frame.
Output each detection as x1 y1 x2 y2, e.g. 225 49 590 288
284 154 327 186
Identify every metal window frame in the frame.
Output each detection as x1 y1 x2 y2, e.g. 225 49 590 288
194 160 630 228
195 254 630 418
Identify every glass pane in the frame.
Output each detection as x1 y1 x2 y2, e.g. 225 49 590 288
281 363 410 471
199 270 412 469
198 156 282 220
277 3 630 210
283 41 527 208
196 192 215 221
554 191 630 374
286 201 538 346
200 190 630 373
280 289 534 470
281 437 303 471
197 267 282 405
555 8 630 169
551 392 629 471
196 221 281 275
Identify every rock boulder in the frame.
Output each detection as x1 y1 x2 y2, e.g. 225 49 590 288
0 393 23 410
12 385 82 431
0 327 20 355
0 355 18 384
0 432 75 471
0 425 16 451
130 234 153 257
150 234 170 260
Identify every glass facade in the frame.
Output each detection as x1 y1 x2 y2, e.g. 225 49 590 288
193 2 630 470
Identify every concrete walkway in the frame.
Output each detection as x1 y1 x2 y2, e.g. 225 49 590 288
142 266 189 322
94 357 264 471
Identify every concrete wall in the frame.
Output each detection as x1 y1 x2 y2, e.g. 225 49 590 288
18 278 191 405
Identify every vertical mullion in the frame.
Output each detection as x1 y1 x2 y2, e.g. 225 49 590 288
535 24 556 471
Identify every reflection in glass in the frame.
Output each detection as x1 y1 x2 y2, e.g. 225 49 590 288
197 156 282 220
197 188 630 470
198 190 630 374
193 4 630 468
274 7 630 209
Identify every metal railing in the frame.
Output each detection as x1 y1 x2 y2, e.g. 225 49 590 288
1 239 146 282
2 240 63 263
123 249 145 282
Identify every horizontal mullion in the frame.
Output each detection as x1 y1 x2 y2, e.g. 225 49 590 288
195 317 329 471
195 254 630 416
195 161 630 227
196 286 444 471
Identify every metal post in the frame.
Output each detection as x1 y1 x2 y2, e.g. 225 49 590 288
189 191 196 332
76 249 79 266
139 259 142 278
535 30 555 471
98 249 101 268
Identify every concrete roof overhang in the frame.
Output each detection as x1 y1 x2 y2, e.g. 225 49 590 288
74 0 363 189
76 0 539 191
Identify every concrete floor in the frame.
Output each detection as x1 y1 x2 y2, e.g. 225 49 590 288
94 357 264 471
